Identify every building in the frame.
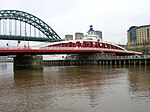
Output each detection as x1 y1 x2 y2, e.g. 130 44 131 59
87 25 102 40
65 25 102 40
75 32 84 40
65 34 73 40
127 26 137 43
127 25 150 50
95 30 102 39
0 56 13 62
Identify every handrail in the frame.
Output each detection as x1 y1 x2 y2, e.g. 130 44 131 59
0 46 142 55
0 46 131 52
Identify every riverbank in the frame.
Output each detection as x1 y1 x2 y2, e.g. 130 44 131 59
43 58 150 66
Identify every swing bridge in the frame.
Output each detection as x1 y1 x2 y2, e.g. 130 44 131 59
0 10 142 69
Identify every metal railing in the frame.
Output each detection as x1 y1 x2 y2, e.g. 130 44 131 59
0 46 129 52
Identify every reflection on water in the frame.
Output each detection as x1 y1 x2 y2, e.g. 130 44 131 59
128 66 150 102
0 63 150 112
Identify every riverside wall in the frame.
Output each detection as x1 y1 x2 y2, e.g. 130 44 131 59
43 58 150 66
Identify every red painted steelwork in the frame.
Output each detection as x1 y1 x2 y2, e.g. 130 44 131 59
47 40 124 51
0 47 141 56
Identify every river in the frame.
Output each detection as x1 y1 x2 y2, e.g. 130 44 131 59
0 63 150 112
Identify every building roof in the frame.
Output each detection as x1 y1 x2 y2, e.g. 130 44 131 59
128 25 150 32
137 25 150 29
128 26 137 31
88 25 95 32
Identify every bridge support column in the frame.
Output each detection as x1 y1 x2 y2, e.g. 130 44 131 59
14 55 43 70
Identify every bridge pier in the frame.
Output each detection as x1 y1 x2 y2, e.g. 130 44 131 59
13 55 43 70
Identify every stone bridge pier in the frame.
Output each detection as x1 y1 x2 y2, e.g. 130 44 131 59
13 55 43 70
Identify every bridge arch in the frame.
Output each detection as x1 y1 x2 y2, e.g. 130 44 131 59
0 10 62 41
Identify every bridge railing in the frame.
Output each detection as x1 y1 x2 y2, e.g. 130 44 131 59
0 46 127 52
0 46 141 54
0 46 115 53
0 46 31 50
39 47 101 50
0 46 142 56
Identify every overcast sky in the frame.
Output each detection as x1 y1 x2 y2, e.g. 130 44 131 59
0 0 150 44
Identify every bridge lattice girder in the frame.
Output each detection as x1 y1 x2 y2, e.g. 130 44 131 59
0 10 62 41
46 41 125 51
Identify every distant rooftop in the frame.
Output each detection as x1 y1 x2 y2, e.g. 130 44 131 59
88 25 95 32
138 25 150 29
128 25 150 31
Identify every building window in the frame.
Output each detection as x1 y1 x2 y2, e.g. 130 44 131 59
147 29 149 39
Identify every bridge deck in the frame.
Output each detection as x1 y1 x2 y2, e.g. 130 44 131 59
0 47 141 56
0 35 64 42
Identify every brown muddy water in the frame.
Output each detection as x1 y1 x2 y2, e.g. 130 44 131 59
0 63 150 112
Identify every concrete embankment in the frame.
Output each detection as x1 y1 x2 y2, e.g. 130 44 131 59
43 58 150 66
